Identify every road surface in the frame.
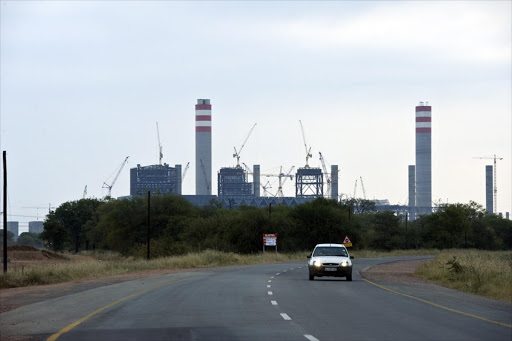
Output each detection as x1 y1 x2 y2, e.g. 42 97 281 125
1 256 511 341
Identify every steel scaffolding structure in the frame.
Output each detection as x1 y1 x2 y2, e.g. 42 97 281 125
295 167 323 198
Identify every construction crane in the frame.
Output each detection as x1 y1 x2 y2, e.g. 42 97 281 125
156 122 163 165
319 152 331 198
360 176 367 200
261 181 274 197
103 156 129 198
353 179 358 199
200 159 211 193
233 123 257 168
277 166 295 198
182 162 190 183
262 166 295 198
83 185 87 199
259 166 295 198
299 120 312 168
473 154 504 212
242 162 252 174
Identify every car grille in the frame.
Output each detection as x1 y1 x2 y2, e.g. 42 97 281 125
322 263 338 266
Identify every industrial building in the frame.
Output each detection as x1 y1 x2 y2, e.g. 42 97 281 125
411 102 432 216
195 99 212 195
130 163 182 196
330 165 338 200
217 167 254 197
29 221 44 234
408 165 416 220
486 165 493 214
7 221 19 241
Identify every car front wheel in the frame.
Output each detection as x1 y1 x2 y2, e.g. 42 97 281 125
309 274 314 281
346 273 352 281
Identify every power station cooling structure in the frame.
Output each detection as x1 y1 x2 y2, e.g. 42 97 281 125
195 99 212 195
415 102 432 214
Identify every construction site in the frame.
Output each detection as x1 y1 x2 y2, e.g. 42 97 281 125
114 99 344 209
105 99 508 218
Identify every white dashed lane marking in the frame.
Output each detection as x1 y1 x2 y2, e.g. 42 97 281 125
271 301 278 305
276 273 280 276
283 270 287 272
268 280 271 283
267 285 271 288
268 291 273 295
304 335 320 341
280 313 292 320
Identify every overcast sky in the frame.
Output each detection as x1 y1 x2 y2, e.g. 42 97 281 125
1 1 511 233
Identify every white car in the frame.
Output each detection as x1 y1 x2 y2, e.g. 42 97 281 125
307 243 354 281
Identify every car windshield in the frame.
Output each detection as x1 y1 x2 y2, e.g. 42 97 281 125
313 247 348 257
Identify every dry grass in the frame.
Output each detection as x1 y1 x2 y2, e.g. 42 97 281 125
415 249 512 301
0 248 440 289
350 249 439 259
0 250 307 288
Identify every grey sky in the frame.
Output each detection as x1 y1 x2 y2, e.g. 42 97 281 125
1 1 511 232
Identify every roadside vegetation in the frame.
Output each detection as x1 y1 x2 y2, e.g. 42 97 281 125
0 248 439 289
416 249 512 301
0 249 308 288
1 196 510 292
36 196 511 256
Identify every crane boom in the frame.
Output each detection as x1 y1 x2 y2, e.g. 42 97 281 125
200 159 211 192
277 166 295 198
360 176 367 200
353 179 357 199
319 152 331 198
299 120 312 168
83 185 87 199
156 122 163 165
182 162 190 183
103 156 129 198
261 181 273 197
233 123 257 167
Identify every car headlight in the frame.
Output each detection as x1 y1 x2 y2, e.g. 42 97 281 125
313 260 322 267
340 260 351 267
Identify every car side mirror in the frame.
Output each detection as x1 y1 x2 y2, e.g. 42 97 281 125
307 255 311 259
350 256 354 259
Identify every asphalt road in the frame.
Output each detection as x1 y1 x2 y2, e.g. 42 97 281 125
1 256 511 341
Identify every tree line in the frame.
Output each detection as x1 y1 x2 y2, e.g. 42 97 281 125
38 195 512 257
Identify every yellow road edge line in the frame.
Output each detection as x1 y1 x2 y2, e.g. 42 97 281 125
362 278 512 328
46 276 195 341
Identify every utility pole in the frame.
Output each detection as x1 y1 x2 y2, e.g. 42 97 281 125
405 213 408 249
147 191 151 260
3 151 7 273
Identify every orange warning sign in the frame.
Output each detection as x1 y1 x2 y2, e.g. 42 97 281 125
342 235 352 247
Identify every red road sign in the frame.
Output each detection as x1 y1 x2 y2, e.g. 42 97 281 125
263 234 277 246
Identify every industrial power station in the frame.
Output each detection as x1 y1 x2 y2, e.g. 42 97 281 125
119 98 509 218
127 98 341 209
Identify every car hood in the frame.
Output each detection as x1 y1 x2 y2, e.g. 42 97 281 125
311 256 350 263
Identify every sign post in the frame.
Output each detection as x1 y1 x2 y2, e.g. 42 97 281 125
263 233 277 254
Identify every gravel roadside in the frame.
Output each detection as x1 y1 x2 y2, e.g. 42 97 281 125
359 258 433 283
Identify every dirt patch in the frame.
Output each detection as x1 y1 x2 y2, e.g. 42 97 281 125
3 245 39 252
0 267 199 314
360 259 434 283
